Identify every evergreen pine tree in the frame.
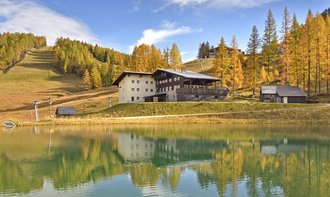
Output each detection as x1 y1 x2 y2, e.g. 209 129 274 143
262 9 279 80
246 26 261 96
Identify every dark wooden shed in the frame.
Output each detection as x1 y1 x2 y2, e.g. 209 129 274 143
276 86 306 103
260 86 306 103
55 107 76 117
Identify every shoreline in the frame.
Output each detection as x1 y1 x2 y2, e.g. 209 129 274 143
14 116 330 127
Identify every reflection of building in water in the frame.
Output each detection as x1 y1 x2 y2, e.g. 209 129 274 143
154 139 227 166
118 132 227 165
260 139 305 155
118 133 155 161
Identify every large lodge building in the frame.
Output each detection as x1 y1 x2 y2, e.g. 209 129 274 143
113 69 229 103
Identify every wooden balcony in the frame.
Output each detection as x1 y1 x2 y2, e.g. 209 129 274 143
176 87 229 96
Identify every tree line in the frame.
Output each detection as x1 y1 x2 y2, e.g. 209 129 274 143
53 38 130 89
212 7 330 97
54 39 184 89
130 43 183 72
0 33 46 70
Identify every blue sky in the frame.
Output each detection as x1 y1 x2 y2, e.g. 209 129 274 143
0 0 329 62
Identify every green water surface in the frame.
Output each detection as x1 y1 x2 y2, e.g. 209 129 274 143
0 124 329 197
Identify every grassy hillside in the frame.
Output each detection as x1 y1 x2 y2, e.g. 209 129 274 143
184 58 214 74
0 47 118 122
90 102 312 117
0 47 82 110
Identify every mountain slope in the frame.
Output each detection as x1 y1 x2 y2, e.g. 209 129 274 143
0 47 118 122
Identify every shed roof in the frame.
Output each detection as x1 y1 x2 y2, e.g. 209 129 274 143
113 71 153 86
155 69 220 81
276 86 307 97
56 107 76 115
260 86 277 94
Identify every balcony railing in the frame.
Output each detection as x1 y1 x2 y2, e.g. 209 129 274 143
176 87 228 96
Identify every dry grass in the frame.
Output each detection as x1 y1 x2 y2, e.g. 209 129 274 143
184 58 214 73
0 47 119 122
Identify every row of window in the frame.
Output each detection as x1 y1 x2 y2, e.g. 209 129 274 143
158 77 180 85
132 80 154 85
158 85 180 92
130 151 153 157
131 88 154 92
131 96 140 101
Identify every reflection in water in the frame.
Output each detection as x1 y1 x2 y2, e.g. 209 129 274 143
0 125 329 196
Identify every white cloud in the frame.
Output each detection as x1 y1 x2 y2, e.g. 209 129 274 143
130 21 200 52
166 0 279 9
0 0 97 45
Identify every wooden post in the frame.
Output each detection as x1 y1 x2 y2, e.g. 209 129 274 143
33 101 39 122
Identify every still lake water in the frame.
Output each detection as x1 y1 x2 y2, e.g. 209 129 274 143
0 124 330 197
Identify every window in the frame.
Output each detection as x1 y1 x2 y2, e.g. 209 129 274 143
137 88 140 92
131 88 135 91
172 86 174 90
146 81 149 84
137 80 140 84
174 77 177 81
195 95 199 98
131 97 134 101
150 89 153 92
145 88 148 92
169 78 172 82
137 97 140 100
132 80 135 83
151 81 154 84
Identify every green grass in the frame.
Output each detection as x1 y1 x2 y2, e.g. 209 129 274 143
91 102 312 117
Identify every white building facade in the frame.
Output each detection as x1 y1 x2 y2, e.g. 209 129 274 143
113 71 156 103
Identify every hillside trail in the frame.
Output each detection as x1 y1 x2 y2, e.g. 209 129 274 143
0 47 117 113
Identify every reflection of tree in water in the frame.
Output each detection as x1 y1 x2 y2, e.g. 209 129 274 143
1 128 330 196
211 147 243 197
0 154 43 194
129 163 160 187
51 138 125 189
168 166 181 192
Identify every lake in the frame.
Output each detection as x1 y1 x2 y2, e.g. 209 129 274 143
0 124 329 197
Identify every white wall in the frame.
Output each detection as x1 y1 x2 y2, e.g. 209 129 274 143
118 74 156 103
118 133 155 161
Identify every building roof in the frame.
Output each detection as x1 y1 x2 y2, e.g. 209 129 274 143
260 85 306 97
56 107 76 115
260 86 277 94
113 71 153 86
276 86 307 97
156 69 220 81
